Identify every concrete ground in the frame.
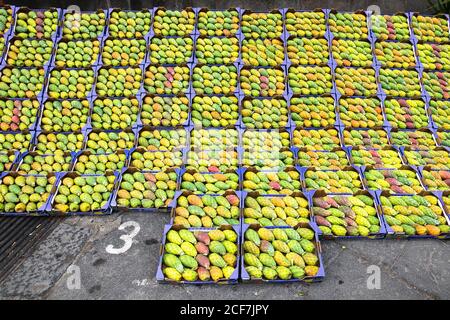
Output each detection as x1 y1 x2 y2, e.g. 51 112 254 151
0 211 449 300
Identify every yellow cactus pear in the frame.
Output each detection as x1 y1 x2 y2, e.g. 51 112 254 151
263 267 278 280
302 252 318 266
223 229 237 242
258 228 274 241
223 253 237 266
210 266 224 281
208 229 225 241
223 240 237 254
182 269 198 281
305 265 319 276
272 228 288 241
286 252 305 268
274 251 291 267
272 240 290 253
164 267 182 281
180 242 197 257
222 266 235 279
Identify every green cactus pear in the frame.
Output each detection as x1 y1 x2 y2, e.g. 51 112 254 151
165 243 184 255
209 241 227 255
163 254 184 273
245 228 261 245
244 253 263 269
288 240 305 255
263 267 278 280
276 266 292 280
179 229 197 244
259 253 277 268
302 252 318 266
246 266 263 278
209 253 227 268
290 266 305 279
179 255 198 269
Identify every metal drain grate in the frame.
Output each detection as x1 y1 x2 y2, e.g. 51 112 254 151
0 217 61 283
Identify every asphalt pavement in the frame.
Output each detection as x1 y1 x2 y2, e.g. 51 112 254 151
1 211 449 300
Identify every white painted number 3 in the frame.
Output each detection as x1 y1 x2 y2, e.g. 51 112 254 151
106 221 141 255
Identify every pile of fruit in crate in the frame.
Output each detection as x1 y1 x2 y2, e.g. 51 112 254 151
0 6 450 285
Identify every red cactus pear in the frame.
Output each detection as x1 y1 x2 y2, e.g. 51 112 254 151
197 267 211 281
340 206 356 219
333 196 351 206
226 194 239 206
144 173 156 183
325 197 339 208
398 99 408 107
208 165 219 173
344 217 358 227
386 177 400 186
313 198 330 209
404 114 413 122
195 242 209 255
194 231 210 245
439 171 450 180
167 67 174 75
405 123 414 129
196 254 210 269
369 150 379 157
269 181 281 190
11 115 19 124
391 185 405 194
315 216 332 228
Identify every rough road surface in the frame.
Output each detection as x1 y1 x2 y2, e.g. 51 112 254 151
0 212 449 300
